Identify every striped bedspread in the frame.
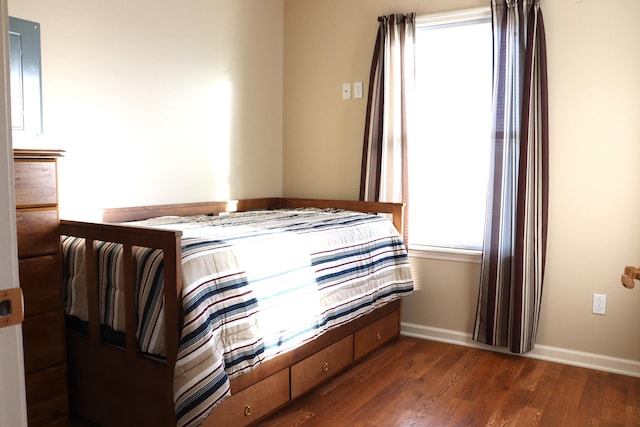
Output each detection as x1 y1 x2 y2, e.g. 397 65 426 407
62 208 413 427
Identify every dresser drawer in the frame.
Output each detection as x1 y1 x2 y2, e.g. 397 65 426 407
210 368 289 427
22 310 66 373
291 335 353 399
25 363 69 427
19 255 62 317
16 208 59 257
354 311 399 360
14 159 57 207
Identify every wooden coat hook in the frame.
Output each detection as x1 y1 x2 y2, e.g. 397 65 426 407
621 265 640 289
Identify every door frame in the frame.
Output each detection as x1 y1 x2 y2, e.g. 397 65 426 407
0 0 28 424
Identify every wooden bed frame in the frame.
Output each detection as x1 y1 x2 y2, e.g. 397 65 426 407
60 198 406 427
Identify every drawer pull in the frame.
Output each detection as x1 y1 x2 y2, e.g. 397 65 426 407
376 332 382 340
322 362 329 372
244 405 252 417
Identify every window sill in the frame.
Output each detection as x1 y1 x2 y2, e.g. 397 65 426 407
408 245 482 264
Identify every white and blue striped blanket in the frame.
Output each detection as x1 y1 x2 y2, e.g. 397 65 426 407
62 208 413 427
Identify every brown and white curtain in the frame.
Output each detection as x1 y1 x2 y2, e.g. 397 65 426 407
473 0 549 353
360 13 415 242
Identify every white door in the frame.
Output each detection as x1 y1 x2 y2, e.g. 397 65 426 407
0 0 28 424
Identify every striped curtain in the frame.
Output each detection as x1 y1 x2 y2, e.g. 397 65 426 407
360 13 415 243
473 0 548 354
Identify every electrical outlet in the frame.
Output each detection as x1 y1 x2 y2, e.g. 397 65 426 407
592 293 606 315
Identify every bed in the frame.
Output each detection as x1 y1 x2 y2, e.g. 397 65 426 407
59 197 413 427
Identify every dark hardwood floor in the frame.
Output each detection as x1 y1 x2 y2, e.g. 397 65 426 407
72 336 640 426
259 336 640 426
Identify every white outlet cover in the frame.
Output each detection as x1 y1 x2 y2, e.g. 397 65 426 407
593 293 607 315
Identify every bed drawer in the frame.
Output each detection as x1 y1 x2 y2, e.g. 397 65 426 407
291 335 353 399
19 255 62 317
22 310 66 373
210 368 289 427
14 159 58 208
25 363 69 427
16 208 59 257
354 311 399 360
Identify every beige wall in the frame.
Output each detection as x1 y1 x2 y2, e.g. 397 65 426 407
284 0 640 366
10 0 284 218
539 0 640 360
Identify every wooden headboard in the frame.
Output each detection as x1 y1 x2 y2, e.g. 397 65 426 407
100 198 404 234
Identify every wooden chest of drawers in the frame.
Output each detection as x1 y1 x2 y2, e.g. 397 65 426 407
14 149 69 426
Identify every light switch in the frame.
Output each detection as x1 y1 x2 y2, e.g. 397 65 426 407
354 81 363 99
342 83 351 100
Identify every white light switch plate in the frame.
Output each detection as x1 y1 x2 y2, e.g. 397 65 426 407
342 83 351 100
354 81 363 99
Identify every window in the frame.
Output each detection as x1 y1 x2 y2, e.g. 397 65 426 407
408 8 492 253
9 17 43 137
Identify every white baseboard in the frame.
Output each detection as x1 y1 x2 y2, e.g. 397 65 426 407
401 322 640 378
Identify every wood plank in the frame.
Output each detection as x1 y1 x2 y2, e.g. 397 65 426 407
100 198 282 223
14 159 58 207
16 208 59 257
537 364 588 425
571 369 607 426
122 244 137 358
67 332 171 427
84 238 100 344
22 310 66 373
260 337 640 427
602 373 631 425
13 149 65 159
25 364 69 427
19 254 62 316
